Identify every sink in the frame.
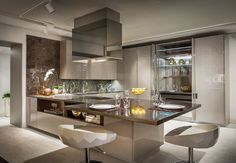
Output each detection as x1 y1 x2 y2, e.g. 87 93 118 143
158 104 185 110
53 94 73 99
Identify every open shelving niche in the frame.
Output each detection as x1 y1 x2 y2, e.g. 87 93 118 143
37 99 103 125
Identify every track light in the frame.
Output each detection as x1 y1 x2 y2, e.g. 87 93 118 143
45 0 55 14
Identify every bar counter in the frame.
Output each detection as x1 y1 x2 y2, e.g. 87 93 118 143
64 99 201 125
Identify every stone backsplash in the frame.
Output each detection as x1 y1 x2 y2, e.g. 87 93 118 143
62 80 123 93
27 35 61 95
26 35 122 95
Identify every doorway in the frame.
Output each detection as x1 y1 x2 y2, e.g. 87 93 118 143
0 40 23 127
0 46 10 118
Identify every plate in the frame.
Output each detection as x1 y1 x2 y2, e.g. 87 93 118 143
158 104 185 110
89 104 116 110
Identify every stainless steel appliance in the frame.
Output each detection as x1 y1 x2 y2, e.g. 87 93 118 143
72 8 122 62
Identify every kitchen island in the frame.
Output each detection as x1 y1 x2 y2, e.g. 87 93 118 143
65 99 200 162
27 95 200 163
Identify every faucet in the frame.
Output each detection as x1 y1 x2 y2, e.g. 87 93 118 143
81 81 88 94
153 89 165 106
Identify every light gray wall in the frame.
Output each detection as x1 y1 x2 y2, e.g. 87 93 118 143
0 23 63 127
0 47 10 116
226 34 236 123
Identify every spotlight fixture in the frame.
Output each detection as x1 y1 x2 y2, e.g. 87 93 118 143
45 0 55 14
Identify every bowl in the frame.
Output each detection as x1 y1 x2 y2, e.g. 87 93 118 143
72 111 81 118
131 88 146 95
131 105 146 115
180 86 192 92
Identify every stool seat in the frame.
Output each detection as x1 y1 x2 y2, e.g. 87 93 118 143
58 125 117 163
165 124 219 163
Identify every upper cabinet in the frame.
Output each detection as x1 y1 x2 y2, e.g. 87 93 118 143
123 45 152 99
193 35 225 125
60 40 118 80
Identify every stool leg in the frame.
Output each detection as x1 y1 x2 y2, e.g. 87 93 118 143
188 147 194 163
85 148 90 163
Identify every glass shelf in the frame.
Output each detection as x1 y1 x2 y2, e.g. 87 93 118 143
159 64 192 68
161 75 190 79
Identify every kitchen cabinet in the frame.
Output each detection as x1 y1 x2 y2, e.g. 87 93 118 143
123 45 152 99
37 112 64 135
27 97 65 135
26 97 38 128
27 97 99 135
151 35 226 124
193 35 225 125
155 40 193 102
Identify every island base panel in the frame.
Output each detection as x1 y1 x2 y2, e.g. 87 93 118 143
100 117 164 162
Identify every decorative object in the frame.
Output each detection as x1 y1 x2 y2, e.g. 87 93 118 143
52 85 63 95
168 58 176 65
131 105 146 115
180 85 192 92
2 93 10 117
52 88 59 95
44 88 52 96
131 88 146 95
72 110 82 118
178 59 185 65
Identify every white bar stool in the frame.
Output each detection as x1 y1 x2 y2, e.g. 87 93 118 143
58 125 117 163
165 124 219 163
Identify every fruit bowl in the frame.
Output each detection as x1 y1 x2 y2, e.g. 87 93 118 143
72 111 81 118
131 105 146 115
131 88 146 95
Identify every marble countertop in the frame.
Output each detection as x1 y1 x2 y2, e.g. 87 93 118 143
28 94 201 125
28 91 122 103
64 99 201 125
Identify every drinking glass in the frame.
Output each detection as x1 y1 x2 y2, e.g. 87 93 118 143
122 97 130 109
114 94 121 107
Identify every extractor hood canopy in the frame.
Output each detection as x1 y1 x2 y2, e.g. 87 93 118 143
72 7 122 62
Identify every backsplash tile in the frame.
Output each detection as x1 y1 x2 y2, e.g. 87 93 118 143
62 80 123 94
26 35 123 95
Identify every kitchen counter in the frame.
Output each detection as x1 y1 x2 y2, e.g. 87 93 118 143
29 94 200 125
65 99 200 125
28 91 123 102
27 95 201 162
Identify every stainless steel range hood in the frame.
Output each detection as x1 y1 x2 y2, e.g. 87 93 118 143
72 8 122 62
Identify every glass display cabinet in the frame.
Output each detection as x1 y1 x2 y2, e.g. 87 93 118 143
154 40 192 102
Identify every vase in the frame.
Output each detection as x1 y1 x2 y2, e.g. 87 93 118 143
4 98 10 117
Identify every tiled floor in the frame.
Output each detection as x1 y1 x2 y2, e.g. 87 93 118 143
0 117 236 163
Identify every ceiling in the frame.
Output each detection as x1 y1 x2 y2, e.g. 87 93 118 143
0 0 236 43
